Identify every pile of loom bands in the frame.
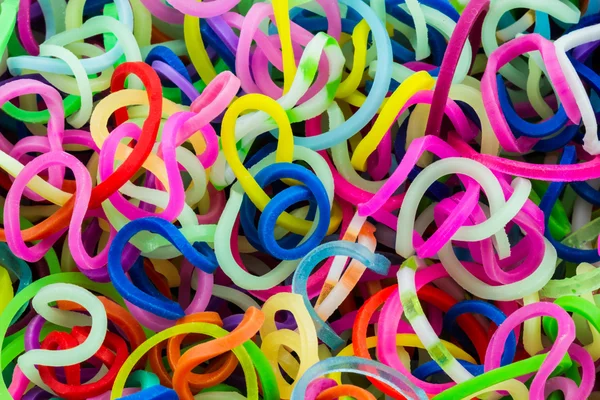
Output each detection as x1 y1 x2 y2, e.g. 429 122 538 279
3 0 600 398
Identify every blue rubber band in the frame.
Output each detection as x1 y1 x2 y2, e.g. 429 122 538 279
539 147 600 263
108 217 218 320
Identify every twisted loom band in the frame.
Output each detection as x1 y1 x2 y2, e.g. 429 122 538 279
293 241 390 350
215 146 336 291
4 152 93 269
241 163 330 260
107 217 218 320
481 34 580 154
447 132 600 181
110 319 265 400
0 62 164 244
162 313 239 390
17 283 108 394
171 308 264 400
39 328 128 399
396 158 530 260
290 356 428 400
221 94 339 236
358 135 460 218
58 296 146 369
480 0 580 90
97 113 189 222
350 71 435 171
0 273 122 393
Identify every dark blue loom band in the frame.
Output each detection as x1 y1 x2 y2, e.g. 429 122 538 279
253 163 329 260
200 22 236 73
108 217 219 320
118 385 179 400
385 0 460 22
240 191 316 254
82 0 112 16
444 300 517 366
259 184 329 260
240 149 317 253
292 16 415 63
532 124 582 153
570 56 600 95
128 258 171 301
413 300 516 379
412 359 482 380
496 75 569 138
571 180 600 206
145 46 193 105
539 147 600 263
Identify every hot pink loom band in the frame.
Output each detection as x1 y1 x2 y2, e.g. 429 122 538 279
138 0 183 24
167 0 239 18
425 0 490 138
358 135 459 217
376 263 455 393
17 0 39 55
483 302 575 400
306 117 403 207
9 130 99 202
0 80 66 200
433 194 546 284
413 188 481 259
8 366 28 399
447 132 600 181
195 124 219 168
481 34 581 153
5 151 91 263
98 119 185 222
368 129 392 181
181 71 240 141
545 377 580 399
561 345 595 398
